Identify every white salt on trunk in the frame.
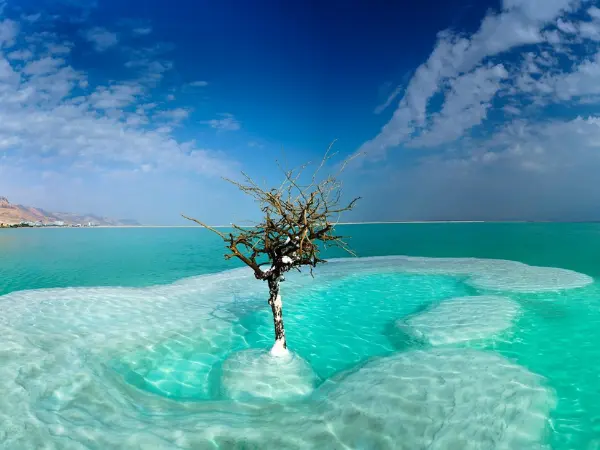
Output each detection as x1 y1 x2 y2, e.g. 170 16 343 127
268 278 288 357
270 337 288 357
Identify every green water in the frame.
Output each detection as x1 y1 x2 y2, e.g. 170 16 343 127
1 223 600 448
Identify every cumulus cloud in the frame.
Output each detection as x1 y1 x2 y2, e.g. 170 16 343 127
0 19 236 187
84 27 118 51
202 113 241 131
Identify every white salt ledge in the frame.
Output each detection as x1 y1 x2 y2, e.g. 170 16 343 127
320 348 556 449
398 295 521 345
220 349 316 402
0 255 578 448
324 255 593 293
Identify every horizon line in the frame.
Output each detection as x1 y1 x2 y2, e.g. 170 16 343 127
9 220 600 228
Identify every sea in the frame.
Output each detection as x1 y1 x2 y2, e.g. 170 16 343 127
1 223 600 449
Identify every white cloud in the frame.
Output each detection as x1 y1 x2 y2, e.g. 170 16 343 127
46 43 72 55
125 113 148 127
0 102 232 177
544 29 562 44
133 27 152 36
139 102 157 110
357 0 579 160
556 18 578 34
89 83 143 110
0 57 18 83
84 27 118 52
578 20 600 40
188 80 208 87
22 13 41 23
552 52 600 99
7 48 32 60
449 116 600 177
0 19 18 48
0 5 253 224
155 107 191 124
0 20 236 182
125 58 172 85
345 0 600 222
350 115 600 222
410 64 509 148
23 56 65 76
513 50 600 103
588 6 600 20
201 113 241 131
374 84 404 114
503 105 521 115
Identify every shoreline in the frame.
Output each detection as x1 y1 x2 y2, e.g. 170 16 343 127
2 220 599 229
1 221 489 228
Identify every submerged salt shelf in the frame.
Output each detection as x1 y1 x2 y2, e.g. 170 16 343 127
0 256 593 448
398 295 521 345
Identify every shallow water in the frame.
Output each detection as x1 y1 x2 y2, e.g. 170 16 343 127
1 247 599 448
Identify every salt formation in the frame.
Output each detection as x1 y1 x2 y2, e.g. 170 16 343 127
221 349 317 401
466 263 592 292
0 255 576 447
314 349 556 449
325 256 593 292
398 295 520 345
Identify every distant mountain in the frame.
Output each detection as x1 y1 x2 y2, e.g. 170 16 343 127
0 197 140 226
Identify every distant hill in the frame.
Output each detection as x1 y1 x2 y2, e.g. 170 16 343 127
0 197 140 226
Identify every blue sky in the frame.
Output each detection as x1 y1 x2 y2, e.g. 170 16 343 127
2 0 600 224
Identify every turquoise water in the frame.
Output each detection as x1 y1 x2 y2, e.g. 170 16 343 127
1 224 600 448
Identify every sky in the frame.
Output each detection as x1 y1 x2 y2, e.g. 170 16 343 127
1 0 600 224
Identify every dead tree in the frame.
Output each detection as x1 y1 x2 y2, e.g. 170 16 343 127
183 142 360 356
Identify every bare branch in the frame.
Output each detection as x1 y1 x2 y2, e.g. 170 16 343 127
183 140 360 281
181 214 226 239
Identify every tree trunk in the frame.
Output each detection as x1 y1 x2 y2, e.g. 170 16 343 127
267 276 287 356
